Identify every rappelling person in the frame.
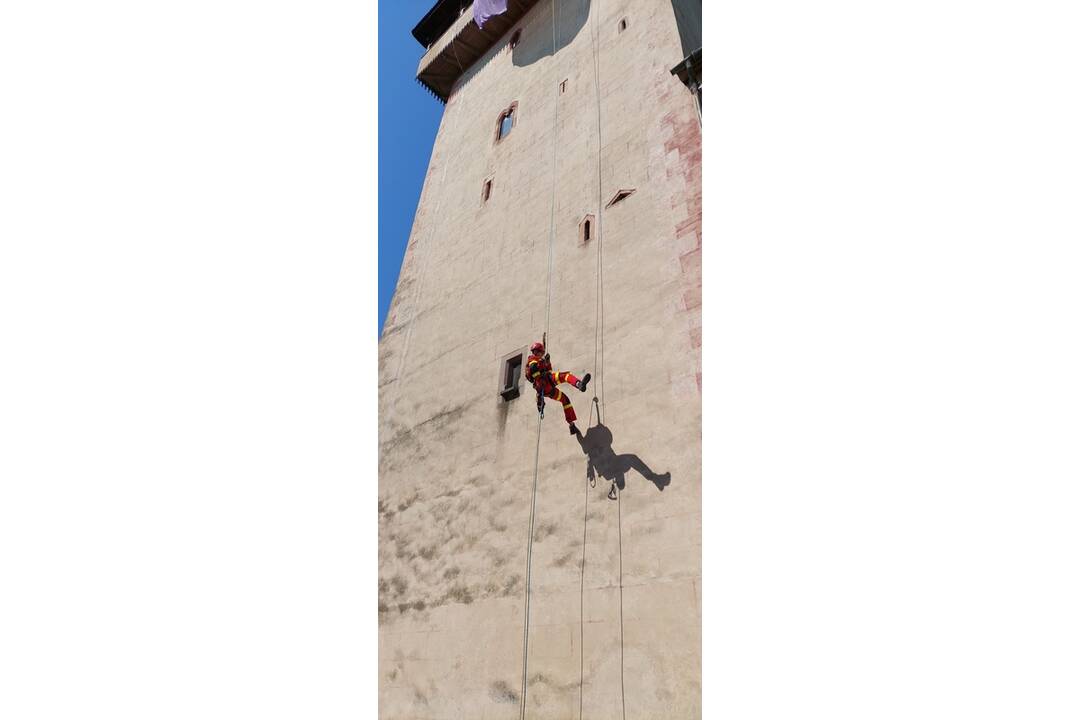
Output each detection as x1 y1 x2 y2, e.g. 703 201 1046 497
525 340 591 436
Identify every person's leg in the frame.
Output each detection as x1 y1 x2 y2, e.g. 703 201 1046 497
554 370 591 392
542 384 563 416
552 388 577 423
553 370 580 386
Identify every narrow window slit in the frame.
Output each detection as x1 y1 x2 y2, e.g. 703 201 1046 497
579 214 595 244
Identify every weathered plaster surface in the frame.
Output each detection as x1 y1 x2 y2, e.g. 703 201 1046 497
380 1 701 717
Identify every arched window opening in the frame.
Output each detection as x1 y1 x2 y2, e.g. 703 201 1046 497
618 17 628 33
482 177 493 204
500 109 513 138
579 214 595 244
495 103 517 143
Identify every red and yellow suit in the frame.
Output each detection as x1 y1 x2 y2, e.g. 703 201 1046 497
525 353 581 424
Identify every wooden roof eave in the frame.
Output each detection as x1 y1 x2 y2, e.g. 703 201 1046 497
415 0 541 103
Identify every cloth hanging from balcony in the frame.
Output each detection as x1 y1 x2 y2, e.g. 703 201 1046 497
473 0 508 28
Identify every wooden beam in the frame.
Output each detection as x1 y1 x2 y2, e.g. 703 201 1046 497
455 35 484 56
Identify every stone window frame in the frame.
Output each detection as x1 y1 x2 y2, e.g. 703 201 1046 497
494 101 518 144
579 214 595 244
498 347 526 401
605 188 636 208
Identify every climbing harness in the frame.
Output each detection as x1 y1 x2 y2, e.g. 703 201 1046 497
528 337 553 420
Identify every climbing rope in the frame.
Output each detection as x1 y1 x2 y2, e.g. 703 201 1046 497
519 2 563 718
617 482 626 718
519 414 543 719
577 453 589 720
584 1 625 718
587 0 607 427
543 6 560 335
522 0 624 716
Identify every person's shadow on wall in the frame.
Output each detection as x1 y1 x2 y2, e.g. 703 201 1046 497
576 422 671 499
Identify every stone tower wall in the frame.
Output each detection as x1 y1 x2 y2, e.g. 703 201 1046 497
379 0 701 717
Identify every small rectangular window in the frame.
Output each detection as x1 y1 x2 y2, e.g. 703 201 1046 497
500 352 523 400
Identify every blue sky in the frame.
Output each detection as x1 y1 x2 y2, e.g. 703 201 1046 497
379 1 445 335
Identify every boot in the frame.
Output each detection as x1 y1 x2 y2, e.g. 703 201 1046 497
576 373 591 392
569 422 581 436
